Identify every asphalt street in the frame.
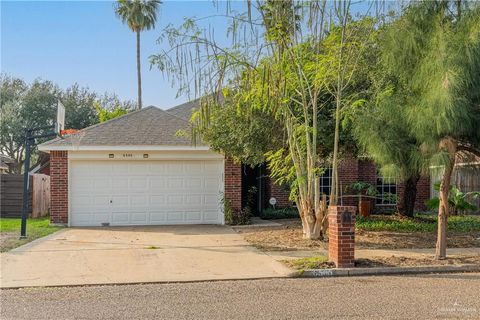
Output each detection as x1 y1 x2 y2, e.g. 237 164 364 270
1 273 479 319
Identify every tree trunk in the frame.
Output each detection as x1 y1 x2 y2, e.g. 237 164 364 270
435 138 457 260
136 30 142 110
330 96 341 205
300 194 328 240
397 174 420 218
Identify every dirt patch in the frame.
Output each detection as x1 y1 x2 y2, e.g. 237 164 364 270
0 232 22 252
285 255 480 270
355 255 480 268
235 219 480 251
356 229 480 249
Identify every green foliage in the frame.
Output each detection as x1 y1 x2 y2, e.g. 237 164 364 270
192 94 283 167
60 84 98 129
152 4 376 224
222 195 235 225
447 215 480 233
1 76 59 173
265 148 297 199
349 182 378 197
259 207 299 220
378 1 480 160
356 215 434 232
356 214 480 233
0 74 135 173
284 256 329 270
115 0 161 33
221 192 251 226
426 183 479 214
353 1 480 227
95 102 129 123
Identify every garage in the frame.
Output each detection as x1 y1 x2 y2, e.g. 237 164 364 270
70 159 224 226
39 105 239 227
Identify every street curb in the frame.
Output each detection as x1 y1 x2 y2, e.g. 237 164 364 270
0 276 292 290
294 264 480 278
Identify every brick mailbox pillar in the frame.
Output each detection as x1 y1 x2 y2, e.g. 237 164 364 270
328 205 356 268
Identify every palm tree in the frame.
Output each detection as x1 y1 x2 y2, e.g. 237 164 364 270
115 0 161 110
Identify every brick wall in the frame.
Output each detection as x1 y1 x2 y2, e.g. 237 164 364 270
262 158 431 213
50 151 68 224
266 177 291 208
358 160 377 185
224 157 242 213
415 176 430 211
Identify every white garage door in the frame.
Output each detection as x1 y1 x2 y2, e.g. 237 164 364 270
70 160 224 226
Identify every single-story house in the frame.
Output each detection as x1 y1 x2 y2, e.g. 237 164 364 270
39 101 431 227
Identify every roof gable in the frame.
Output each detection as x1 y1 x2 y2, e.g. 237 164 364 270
39 106 201 149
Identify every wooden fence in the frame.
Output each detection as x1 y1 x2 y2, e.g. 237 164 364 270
1 174 50 218
452 165 480 212
431 164 480 214
31 174 50 218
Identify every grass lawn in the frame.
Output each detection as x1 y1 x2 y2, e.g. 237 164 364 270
284 256 331 270
0 217 62 252
356 214 480 233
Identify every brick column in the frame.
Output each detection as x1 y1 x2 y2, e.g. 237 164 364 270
328 205 356 268
50 151 68 225
224 157 242 213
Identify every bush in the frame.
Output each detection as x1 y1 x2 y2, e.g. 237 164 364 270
223 196 235 225
222 194 251 225
355 213 480 233
259 206 299 219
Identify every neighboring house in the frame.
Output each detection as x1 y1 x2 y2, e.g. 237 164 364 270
30 153 51 175
39 102 431 227
0 155 15 174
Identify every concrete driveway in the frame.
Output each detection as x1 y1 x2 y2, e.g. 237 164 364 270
0 226 291 288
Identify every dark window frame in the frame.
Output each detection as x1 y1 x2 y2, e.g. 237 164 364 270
376 173 397 205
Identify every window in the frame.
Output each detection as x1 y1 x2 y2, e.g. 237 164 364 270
376 174 397 205
319 168 332 197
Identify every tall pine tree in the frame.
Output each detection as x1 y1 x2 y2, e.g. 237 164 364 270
372 0 480 259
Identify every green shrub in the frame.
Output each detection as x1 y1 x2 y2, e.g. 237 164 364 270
356 214 480 233
426 183 479 215
260 206 299 219
221 193 251 225
222 195 235 225
447 215 480 232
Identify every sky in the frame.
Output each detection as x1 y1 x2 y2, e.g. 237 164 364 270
1 0 244 109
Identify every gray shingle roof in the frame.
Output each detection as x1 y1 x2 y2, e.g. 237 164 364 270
39 106 203 148
166 93 223 121
166 98 200 120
